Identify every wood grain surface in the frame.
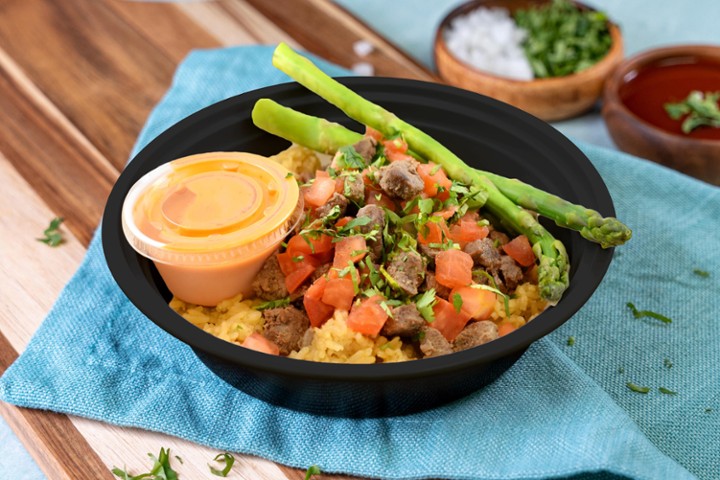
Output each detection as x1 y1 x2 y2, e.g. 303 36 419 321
0 0 433 478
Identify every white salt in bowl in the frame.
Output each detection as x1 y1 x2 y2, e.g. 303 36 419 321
434 0 624 121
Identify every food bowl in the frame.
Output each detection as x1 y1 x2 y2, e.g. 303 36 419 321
102 78 616 418
434 0 624 121
602 45 720 185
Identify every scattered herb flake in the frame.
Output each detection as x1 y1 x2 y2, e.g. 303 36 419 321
618 367 625 374
304 465 322 480
705 408 713 414
113 447 179 480
664 358 673 369
285 172 294 179
37 216 64 247
292 255 305 262
209 453 235 477
693 269 710 278
626 382 650 394
567 336 575 346
658 387 677 395
626 302 672 324
174 456 183 465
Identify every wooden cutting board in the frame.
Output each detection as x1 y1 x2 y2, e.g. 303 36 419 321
0 1 436 478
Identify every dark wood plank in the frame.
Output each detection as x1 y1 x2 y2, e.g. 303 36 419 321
0 331 115 480
0 55 116 246
105 0 219 64
0 0 177 171
239 0 437 81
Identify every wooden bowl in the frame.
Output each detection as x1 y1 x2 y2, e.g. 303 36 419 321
602 45 720 185
434 0 624 121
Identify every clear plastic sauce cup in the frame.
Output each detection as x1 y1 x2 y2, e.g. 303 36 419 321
122 152 302 306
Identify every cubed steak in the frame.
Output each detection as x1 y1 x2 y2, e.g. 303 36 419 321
262 306 310 355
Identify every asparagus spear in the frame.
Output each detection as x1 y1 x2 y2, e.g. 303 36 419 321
270 43 570 303
253 98 631 248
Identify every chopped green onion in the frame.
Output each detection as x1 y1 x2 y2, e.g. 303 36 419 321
567 336 575 346
658 387 677 395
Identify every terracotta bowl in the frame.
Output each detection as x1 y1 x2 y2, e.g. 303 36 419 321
602 45 720 185
434 0 624 121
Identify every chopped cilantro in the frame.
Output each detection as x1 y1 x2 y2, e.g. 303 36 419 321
693 269 710 278
285 172 294 179
566 336 575 346
304 465 322 480
335 145 367 169
416 289 437 323
37 217 64 247
452 292 463 314
664 358 673 369
664 90 720 134
209 453 235 477
658 387 677 395
255 297 291 311
626 382 650 394
112 447 179 480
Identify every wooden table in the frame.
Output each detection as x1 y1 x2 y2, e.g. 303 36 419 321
0 1 436 478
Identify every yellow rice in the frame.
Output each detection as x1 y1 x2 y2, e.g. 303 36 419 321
168 146 549 362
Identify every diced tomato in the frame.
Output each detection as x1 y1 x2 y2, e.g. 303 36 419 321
285 263 315 293
502 235 536 267
303 172 337 208
277 251 319 276
365 126 384 142
312 250 334 264
346 295 388 337
450 286 496 320
383 138 408 155
497 322 517 337
418 219 450 245
365 188 396 211
333 235 367 268
435 249 473 288
304 276 335 328
433 204 458 220
417 162 452 199
334 176 345 194
241 333 280 355
286 233 334 256
431 297 471 342
335 216 353 228
322 277 355 311
448 218 490 248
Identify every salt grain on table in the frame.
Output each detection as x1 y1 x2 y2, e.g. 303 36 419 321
444 7 533 81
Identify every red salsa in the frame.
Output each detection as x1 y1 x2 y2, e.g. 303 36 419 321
619 57 720 141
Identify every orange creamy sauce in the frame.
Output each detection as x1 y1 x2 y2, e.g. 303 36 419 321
619 58 720 141
127 152 299 306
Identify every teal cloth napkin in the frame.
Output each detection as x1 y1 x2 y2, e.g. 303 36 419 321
1 46 718 480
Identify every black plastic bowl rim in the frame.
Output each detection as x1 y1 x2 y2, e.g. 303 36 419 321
102 77 614 383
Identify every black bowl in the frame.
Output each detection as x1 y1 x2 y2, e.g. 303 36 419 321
103 78 614 418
